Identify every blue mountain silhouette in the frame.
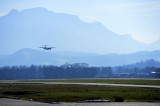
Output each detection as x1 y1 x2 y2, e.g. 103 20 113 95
1 7 159 55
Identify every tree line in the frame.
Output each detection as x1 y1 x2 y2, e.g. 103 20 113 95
0 63 111 80
0 62 159 80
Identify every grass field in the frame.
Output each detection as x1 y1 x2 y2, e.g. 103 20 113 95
0 84 160 102
24 79 160 85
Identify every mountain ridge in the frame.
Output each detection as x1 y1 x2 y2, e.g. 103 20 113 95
0 48 160 67
0 7 157 55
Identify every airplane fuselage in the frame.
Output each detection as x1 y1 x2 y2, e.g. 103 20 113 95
40 45 55 50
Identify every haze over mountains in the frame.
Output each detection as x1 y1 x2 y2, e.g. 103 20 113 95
0 7 160 55
0 48 160 67
0 7 160 67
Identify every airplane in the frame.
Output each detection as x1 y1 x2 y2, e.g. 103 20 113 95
39 45 55 50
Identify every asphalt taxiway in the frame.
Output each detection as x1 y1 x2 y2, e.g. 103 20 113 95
0 98 160 106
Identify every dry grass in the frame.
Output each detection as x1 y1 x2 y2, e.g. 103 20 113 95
0 84 160 102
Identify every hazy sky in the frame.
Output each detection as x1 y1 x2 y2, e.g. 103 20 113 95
0 0 160 44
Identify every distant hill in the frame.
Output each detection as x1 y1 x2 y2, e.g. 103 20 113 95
0 48 160 67
119 59 160 69
150 40 160 50
0 7 157 55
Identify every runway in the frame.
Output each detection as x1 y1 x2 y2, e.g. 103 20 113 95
40 82 160 89
2 81 159 89
0 98 160 106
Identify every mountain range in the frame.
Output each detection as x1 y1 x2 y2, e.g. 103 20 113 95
0 7 160 55
0 48 160 67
